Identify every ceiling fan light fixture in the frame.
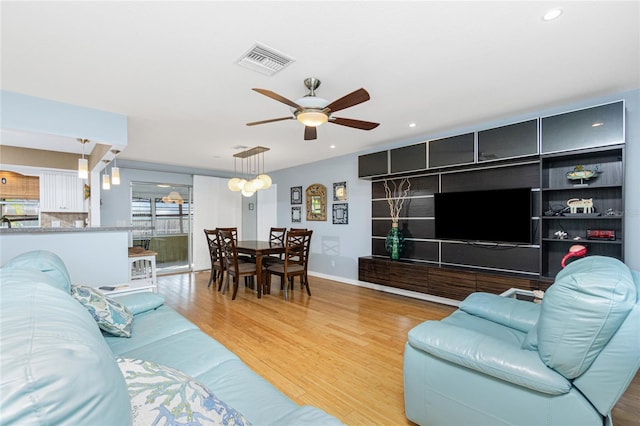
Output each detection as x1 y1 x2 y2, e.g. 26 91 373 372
296 110 328 127
248 79 378 140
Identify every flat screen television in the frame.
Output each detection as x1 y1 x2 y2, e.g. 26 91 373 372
434 187 532 244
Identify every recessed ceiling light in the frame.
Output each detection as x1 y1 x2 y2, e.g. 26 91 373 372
543 8 563 21
330 145 336 149
409 123 416 128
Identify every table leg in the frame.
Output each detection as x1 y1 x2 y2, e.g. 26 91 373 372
255 254 263 298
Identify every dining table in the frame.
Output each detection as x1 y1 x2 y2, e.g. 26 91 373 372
235 240 285 297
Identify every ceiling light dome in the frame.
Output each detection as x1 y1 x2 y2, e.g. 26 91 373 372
293 96 330 127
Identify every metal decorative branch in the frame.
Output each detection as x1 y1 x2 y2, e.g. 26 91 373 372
383 178 411 223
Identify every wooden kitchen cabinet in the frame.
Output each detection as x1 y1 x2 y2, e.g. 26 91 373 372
39 171 87 212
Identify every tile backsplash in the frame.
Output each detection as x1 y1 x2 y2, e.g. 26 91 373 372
41 212 88 228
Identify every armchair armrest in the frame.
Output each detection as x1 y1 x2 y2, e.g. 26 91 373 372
408 321 570 395
459 292 540 332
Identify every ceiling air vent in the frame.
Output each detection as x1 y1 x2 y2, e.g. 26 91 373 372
237 43 295 76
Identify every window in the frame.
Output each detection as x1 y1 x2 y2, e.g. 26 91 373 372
155 198 190 235
130 183 193 273
131 194 192 237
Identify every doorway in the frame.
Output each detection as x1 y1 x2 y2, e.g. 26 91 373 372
130 182 193 274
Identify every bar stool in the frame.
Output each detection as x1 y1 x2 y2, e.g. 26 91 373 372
128 246 157 286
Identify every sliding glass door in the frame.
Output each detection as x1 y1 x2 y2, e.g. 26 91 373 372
130 182 193 274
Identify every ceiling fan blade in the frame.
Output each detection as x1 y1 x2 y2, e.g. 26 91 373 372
304 126 317 141
330 117 380 130
252 88 303 110
324 88 370 113
246 116 294 126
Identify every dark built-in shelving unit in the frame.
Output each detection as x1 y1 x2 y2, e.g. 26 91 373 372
540 145 624 278
358 100 625 302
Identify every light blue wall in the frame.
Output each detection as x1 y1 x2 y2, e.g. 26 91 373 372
270 155 372 279
270 89 640 278
1 90 127 145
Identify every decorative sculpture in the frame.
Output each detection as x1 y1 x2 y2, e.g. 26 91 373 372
566 198 593 214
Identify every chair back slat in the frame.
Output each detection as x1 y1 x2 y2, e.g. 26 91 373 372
269 227 286 245
217 227 239 243
203 229 220 262
285 230 312 268
218 229 238 274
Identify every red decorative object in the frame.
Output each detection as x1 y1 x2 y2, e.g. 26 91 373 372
561 244 587 268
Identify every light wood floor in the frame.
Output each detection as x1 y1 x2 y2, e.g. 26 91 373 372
157 271 639 426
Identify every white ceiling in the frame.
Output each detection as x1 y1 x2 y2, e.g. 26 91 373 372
1 1 639 174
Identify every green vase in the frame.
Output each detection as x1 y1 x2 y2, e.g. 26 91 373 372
385 223 405 260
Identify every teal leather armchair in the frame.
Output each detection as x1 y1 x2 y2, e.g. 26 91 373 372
404 256 640 425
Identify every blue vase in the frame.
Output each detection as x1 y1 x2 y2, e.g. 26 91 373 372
385 223 405 260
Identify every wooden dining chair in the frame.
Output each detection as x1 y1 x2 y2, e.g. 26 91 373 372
270 227 286 245
289 228 307 233
263 227 286 265
218 229 263 299
265 230 313 300
217 227 253 263
203 229 224 290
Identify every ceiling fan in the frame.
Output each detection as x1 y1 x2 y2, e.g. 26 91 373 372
246 77 380 141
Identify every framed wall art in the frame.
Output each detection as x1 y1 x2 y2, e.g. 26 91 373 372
291 206 302 223
332 203 348 224
291 186 302 205
333 181 347 201
306 183 327 221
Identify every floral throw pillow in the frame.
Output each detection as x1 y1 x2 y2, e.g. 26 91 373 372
70 285 133 337
117 357 251 426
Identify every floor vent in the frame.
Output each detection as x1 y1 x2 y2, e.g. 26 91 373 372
237 43 295 76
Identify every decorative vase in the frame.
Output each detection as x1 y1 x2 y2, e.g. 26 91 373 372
385 222 405 260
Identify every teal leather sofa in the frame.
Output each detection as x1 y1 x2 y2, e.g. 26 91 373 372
404 256 640 426
0 250 342 425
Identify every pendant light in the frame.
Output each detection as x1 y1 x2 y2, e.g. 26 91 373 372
77 139 89 179
110 150 121 185
256 151 272 189
161 191 184 204
102 160 111 190
227 146 272 196
227 156 245 192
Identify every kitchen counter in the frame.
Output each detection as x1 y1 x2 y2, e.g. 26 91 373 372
0 226 153 234
0 227 154 286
